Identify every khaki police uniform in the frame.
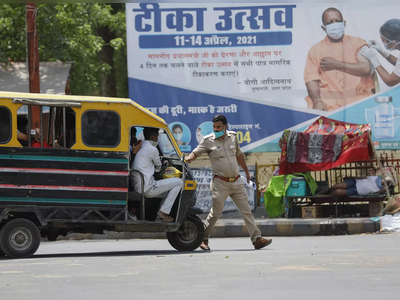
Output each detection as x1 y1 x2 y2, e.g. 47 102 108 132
193 131 261 243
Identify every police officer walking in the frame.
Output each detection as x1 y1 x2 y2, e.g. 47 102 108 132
185 115 272 250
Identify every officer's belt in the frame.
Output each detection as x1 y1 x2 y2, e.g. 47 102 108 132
214 175 240 183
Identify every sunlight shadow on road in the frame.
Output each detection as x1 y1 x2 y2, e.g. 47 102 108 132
29 249 211 259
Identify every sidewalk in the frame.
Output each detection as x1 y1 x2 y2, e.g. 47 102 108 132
62 207 380 241
209 217 380 237
208 205 380 237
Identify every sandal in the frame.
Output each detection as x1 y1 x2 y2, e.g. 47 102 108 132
156 211 174 222
200 240 210 251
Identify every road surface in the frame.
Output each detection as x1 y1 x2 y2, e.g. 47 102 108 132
1 234 399 300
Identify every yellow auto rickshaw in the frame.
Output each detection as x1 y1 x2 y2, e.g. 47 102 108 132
0 91 203 258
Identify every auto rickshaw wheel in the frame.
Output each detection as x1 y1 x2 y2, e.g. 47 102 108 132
0 224 4 257
167 215 205 251
0 218 41 259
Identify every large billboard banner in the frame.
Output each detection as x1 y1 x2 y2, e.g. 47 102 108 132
127 3 400 152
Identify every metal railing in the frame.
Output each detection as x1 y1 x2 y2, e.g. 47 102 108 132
255 163 277 205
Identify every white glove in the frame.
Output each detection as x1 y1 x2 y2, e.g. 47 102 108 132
368 39 390 58
360 46 382 69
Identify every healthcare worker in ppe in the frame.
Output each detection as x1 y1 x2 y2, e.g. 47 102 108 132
304 7 374 111
360 19 400 87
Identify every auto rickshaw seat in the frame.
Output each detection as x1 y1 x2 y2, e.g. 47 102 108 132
128 191 143 202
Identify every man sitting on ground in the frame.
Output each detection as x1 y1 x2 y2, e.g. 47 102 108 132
131 127 182 222
318 176 394 197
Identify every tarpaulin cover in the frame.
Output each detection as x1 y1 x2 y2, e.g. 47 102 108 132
303 116 371 135
279 117 374 175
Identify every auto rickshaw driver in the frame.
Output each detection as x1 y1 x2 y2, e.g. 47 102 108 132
131 127 182 222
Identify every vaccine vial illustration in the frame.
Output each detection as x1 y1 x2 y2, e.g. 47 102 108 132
374 96 394 139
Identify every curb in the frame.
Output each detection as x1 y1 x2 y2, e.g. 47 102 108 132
211 218 380 237
58 218 380 241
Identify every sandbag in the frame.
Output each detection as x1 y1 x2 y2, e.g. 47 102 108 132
382 194 400 215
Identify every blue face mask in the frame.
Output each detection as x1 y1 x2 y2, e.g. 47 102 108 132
173 133 183 141
214 129 225 138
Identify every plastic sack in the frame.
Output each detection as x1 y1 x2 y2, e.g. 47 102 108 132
381 212 400 232
162 167 182 179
